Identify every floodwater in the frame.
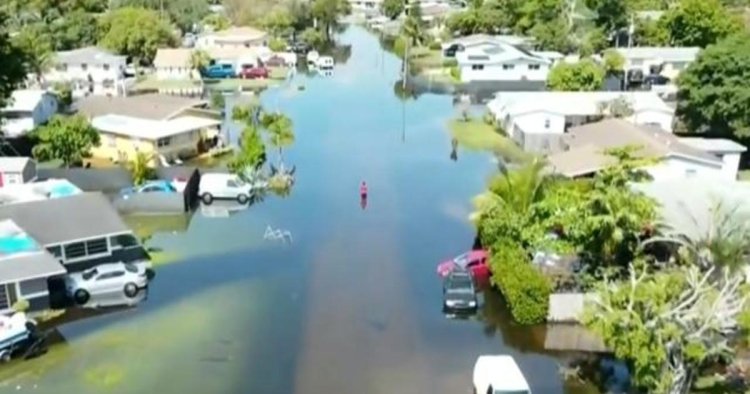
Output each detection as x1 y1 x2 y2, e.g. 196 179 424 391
0 27 596 393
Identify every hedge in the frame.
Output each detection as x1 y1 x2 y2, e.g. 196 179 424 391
490 241 551 325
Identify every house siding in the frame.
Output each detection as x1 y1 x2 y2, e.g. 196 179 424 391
91 129 204 163
1 94 58 138
45 60 127 97
646 156 724 181
460 59 550 82
156 66 193 80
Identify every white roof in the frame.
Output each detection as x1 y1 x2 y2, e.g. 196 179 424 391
488 91 673 118
615 46 700 62
0 157 31 172
456 45 550 66
92 114 221 140
448 34 531 48
473 355 530 392
3 90 51 112
678 137 747 153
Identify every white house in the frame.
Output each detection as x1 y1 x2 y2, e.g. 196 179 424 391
195 27 268 50
444 34 534 51
615 47 700 80
487 91 675 152
44 47 128 97
154 49 193 80
449 36 561 83
678 137 747 181
0 90 58 138
546 119 742 181
0 157 37 187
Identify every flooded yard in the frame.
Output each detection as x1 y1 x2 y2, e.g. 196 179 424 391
0 27 596 393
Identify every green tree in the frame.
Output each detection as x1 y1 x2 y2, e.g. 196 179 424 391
602 48 625 75
128 151 156 186
262 8 294 37
584 0 630 34
0 11 28 116
676 33 750 142
580 27 609 57
289 0 314 32
188 49 211 79
584 263 749 393
52 82 73 109
11 25 53 85
98 7 177 65
660 0 741 47
311 0 351 42
112 0 209 33
300 27 325 50
229 103 267 177
31 115 101 167
546 59 606 91
201 13 230 32
381 0 405 20
269 37 287 52
50 10 100 50
529 17 572 53
634 17 669 46
261 112 295 165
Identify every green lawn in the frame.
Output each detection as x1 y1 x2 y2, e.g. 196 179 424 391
447 119 532 163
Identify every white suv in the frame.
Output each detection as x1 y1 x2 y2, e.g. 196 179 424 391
65 262 149 305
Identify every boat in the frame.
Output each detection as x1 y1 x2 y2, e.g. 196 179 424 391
0 312 43 362
306 51 320 68
316 56 334 70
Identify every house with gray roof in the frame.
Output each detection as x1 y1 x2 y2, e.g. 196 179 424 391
615 46 700 80
0 157 37 186
546 119 743 180
0 220 66 314
43 47 128 98
0 193 149 272
0 89 58 138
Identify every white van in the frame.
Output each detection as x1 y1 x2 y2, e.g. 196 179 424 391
199 173 255 204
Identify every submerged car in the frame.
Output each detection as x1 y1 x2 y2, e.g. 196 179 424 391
65 262 149 305
120 180 177 199
473 355 531 394
437 249 490 282
443 270 478 313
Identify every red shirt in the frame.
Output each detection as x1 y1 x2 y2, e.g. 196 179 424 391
360 184 368 195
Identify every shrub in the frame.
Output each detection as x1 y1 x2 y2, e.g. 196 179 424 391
449 65 460 81
489 241 551 324
428 41 442 50
442 58 457 67
269 37 287 52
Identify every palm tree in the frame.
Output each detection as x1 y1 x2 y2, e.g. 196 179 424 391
128 152 156 186
470 159 549 222
188 50 211 80
261 112 295 167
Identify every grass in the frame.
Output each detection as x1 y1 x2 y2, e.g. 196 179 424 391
148 250 182 267
447 118 532 164
410 47 445 69
134 67 290 91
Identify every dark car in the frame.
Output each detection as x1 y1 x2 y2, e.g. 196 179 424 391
443 270 478 313
289 41 309 54
443 43 464 58
644 74 670 86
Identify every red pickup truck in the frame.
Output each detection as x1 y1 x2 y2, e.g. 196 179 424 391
238 65 269 79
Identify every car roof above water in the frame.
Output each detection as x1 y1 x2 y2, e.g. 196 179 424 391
474 355 530 392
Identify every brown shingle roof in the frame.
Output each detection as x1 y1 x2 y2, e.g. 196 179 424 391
153 48 191 68
547 119 722 177
75 94 208 121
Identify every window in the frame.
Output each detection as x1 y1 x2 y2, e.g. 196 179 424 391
227 179 239 187
81 63 88 71
82 269 98 280
103 64 110 71
502 64 515 70
97 271 125 281
86 238 108 255
471 64 484 70
157 137 171 147
55 63 68 72
64 242 86 259
19 278 48 296
528 64 540 70
544 118 550 129
47 245 62 258
142 185 161 192
685 168 697 177
110 234 139 248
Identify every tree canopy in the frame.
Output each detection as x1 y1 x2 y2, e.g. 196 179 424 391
262 8 295 38
99 7 177 65
676 33 750 143
381 0 405 20
111 0 209 33
0 11 28 116
311 0 351 41
31 115 101 167
546 59 606 91
584 0 630 34
11 25 53 84
660 0 742 47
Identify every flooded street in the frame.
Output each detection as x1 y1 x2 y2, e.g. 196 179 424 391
0 27 582 393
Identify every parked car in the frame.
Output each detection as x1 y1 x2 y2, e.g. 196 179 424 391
65 262 149 305
443 43 464 57
119 180 177 199
0 312 41 362
289 41 309 54
199 173 262 204
437 249 490 282
442 270 478 313
644 74 670 86
473 355 531 394
238 65 269 79
201 63 235 79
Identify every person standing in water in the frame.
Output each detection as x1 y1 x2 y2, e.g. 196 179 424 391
360 181 368 210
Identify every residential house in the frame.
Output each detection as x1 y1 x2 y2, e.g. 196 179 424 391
44 47 128 97
0 90 58 138
0 220 67 314
546 119 740 181
487 91 675 152
679 138 747 180
451 37 561 83
0 157 37 187
195 27 268 50
154 49 193 80
0 192 149 272
444 34 534 51
615 47 700 80
75 94 221 164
